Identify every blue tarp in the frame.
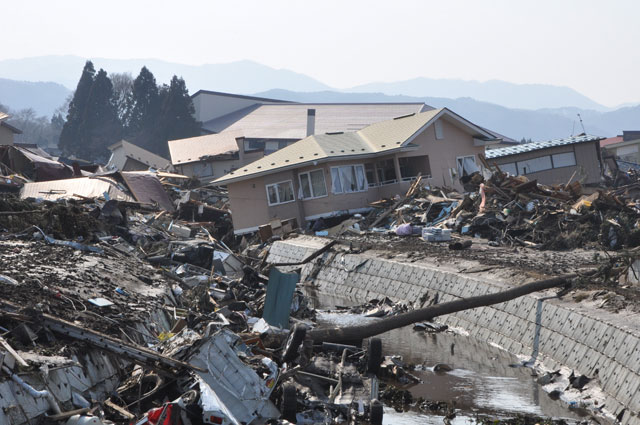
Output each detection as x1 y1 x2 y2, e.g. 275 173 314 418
262 267 299 329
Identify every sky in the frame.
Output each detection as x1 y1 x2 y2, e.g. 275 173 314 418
2 0 639 107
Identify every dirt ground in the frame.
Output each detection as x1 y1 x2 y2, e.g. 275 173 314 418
0 240 171 337
335 232 640 310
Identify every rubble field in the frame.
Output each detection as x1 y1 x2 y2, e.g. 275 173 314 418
2 167 640 425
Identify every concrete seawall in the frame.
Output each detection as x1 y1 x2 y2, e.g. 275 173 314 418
267 236 640 425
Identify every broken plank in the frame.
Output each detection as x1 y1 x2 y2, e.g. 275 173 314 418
104 399 135 419
0 336 29 368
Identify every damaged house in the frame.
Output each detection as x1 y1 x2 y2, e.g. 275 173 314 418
600 131 640 164
107 140 173 172
213 107 501 234
0 112 21 146
169 92 430 181
0 144 74 182
485 134 604 186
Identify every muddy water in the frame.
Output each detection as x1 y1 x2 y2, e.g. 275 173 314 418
307 291 589 424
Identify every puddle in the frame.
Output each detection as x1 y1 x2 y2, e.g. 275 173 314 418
308 291 589 424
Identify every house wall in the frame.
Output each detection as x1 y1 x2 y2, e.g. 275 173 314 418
490 142 601 185
228 169 302 233
178 151 266 182
122 158 151 171
227 117 484 233
607 141 640 163
107 147 127 170
0 126 14 146
397 116 486 190
192 93 259 124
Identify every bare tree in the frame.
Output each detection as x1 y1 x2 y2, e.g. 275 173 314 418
110 72 134 125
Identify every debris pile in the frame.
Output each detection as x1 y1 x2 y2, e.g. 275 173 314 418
1 162 636 425
359 171 640 250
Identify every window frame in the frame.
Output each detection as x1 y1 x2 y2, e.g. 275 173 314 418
551 152 577 169
196 161 214 177
434 120 444 140
265 180 295 206
517 155 553 175
456 155 477 177
330 164 368 194
298 168 328 200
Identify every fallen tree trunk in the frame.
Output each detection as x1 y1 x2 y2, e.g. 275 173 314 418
308 273 579 343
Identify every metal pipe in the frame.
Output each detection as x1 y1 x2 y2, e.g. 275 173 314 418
2 366 62 414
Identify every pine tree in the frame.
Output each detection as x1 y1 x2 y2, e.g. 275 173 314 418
59 61 95 155
155 76 200 157
79 69 121 161
126 67 160 153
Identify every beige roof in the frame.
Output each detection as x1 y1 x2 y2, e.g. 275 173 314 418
202 103 431 138
0 112 8 121
168 131 242 165
213 108 495 185
109 140 172 170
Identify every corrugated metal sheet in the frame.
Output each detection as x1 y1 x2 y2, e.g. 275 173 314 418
120 172 175 212
20 176 135 202
168 130 243 165
485 135 603 159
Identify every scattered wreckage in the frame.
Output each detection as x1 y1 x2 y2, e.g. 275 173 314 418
3 162 640 425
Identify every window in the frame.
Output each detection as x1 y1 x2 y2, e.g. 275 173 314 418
500 162 518 176
266 180 295 206
375 159 397 184
456 155 479 177
399 155 432 180
517 156 552 174
264 140 291 155
364 163 377 187
244 139 264 152
196 162 213 177
331 165 367 194
552 152 576 168
298 169 327 199
434 120 444 140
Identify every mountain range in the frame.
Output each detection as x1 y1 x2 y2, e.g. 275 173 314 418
0 55 638 141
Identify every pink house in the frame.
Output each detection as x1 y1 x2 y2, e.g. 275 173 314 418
213 108 500 234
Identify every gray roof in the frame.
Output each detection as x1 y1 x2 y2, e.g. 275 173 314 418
485 134 604 159
191 89 291 103
201 103 432 138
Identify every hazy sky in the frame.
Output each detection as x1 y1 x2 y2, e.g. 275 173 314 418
3 0 639 107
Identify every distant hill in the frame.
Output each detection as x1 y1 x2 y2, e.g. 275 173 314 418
0 56 330 95
1 56 637 141
254 89 638 141
349 78 609 111
0 55 612 111
0 78 71 117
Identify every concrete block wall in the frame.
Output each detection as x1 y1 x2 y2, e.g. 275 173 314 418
268 238 640 425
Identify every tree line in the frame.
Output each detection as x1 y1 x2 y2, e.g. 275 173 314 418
0 102 66 149
59 61 200 161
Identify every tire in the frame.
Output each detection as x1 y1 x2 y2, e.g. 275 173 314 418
282 324 306 363
281 385 297 423
370 400 383 425
366 338 382 375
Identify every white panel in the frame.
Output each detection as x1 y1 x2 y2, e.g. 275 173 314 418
434 120 444 140
552 152 576 168
517 155 552 174
617 145 638 156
